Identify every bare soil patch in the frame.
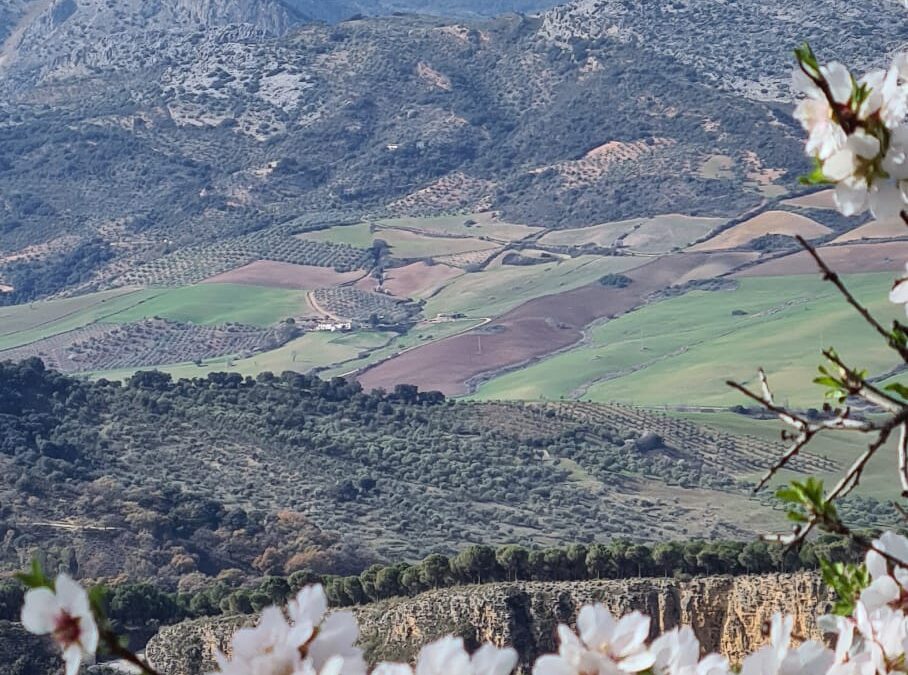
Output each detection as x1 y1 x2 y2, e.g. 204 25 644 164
781 189 836 210
357 252 755 395
379 262 463 299
201 260 365 289
832 218 908 243
735 241 908 277
690 211 830 251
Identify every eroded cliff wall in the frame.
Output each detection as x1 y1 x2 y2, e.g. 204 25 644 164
146 572 832 675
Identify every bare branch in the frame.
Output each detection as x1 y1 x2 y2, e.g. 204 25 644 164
728 373 889 491
822 349 904 414
828 427 895 500
899 423 908 497
796 235 908 363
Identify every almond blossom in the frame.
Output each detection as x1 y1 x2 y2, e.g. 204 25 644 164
533 605 655 675
793 62 851 160
212 584 366 675
373 637 517 675
20 573 100 675
740 614 833 675
859 532 908 611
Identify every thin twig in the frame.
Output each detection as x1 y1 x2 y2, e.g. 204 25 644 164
899 423 908 497
822 349 904 413
727 376 884 491
796 235 908 364
101 628 162 675
828 428 895 500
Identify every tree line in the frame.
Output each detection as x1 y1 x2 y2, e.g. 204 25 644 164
0 534 867 631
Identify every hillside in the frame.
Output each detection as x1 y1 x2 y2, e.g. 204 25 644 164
1 1 905 408
0 359 896 589
0 0 821 262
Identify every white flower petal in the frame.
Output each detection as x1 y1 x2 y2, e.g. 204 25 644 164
618 651 656 673
869 181 906 219
472 644 519 675
849 131 881 160
291 584 329 627
63 643 85 675
889 278 908 305
824 149 857 181
822 62 854 104
834 180 868 216
416 636 471 675
374 664 414 675
54 575 90 618
577 605 617 653
533 655 576 675
792 67 821 98
21 587 59 635
860 576 900 612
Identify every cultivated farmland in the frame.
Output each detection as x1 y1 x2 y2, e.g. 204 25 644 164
105 284 309 326
690 211 830 251
0 319 295 373
311 287 421 326
470 273 902 407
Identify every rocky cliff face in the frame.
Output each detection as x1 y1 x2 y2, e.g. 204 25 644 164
146 572 832 675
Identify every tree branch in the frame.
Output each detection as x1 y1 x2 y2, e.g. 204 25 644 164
796 235 908 363
101 629 162 675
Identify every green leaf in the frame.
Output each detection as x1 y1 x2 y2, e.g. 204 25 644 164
885 382 908 400
15 560 53 591
794 43 820 79
798 158 832 186
88 585 109 623
820 558 869 616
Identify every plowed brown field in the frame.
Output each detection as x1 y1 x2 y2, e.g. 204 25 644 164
201 261 365 289
735 241 908 277
357 252 755 395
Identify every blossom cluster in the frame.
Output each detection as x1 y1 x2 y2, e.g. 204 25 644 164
793 49 908 219
19 531 908 675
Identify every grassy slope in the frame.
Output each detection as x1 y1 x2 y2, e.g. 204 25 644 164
669 411 897 500
298 222 500 258
470 273 902 407
103 284 308 327
89 330 396 381
0 288 157 350
424 255 647 319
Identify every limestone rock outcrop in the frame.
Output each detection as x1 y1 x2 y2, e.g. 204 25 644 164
146 572 832 675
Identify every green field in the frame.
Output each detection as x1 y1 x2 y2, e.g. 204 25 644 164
423 255 647 319
89 330 396 381
470 273 903 407
376 212 542 242
539 214 725 252
0 288 158 351
298 222 501 258
103 284 308 327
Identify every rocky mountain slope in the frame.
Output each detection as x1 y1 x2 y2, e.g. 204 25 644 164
145 572 832 674
541 0 908 102
1 0 905 301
